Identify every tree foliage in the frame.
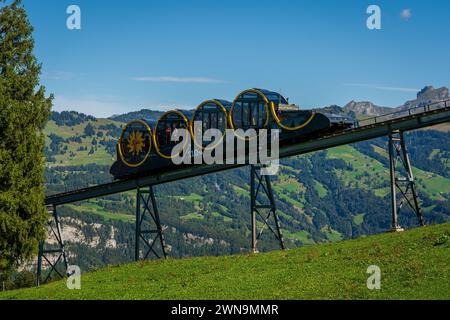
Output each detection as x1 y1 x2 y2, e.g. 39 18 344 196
0 0 52 274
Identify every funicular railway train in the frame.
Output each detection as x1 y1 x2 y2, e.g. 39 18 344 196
110 88 356 180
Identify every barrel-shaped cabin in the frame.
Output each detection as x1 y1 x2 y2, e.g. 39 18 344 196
229 88 280 131
117 120 154 168
229 88 355 140
191 99 231 149
154 110 192 159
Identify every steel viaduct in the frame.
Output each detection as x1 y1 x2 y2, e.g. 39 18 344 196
37 100 450 285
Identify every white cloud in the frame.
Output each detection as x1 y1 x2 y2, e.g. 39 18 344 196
343 83 419 93
400 9 412 20
132 76 226 84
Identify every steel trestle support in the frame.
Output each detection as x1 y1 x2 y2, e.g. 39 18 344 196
250 165 285 253
36 205 68 286
135 186 167 260
388 130 425 231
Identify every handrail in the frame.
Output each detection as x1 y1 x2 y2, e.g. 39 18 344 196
358 99 450 127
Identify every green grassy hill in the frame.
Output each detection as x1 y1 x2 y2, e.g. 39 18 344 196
44 118 121 167
2 223 449 300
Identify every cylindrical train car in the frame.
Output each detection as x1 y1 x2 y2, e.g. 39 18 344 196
229 88 355 142
190 99 231 149
117 119 154 168
153 109 192 159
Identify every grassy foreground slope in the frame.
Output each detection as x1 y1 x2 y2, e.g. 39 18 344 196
2 223 449 300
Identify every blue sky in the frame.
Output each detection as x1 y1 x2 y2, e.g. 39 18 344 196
19 0 450 117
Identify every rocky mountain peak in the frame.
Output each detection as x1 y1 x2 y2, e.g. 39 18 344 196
416 85 449 100
400 86 449 111
343 100 391 116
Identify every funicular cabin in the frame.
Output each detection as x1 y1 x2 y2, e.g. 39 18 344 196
191 99 231 149
110 87 357 180
118 120 153 168
229 89 276 131
154 110 192 159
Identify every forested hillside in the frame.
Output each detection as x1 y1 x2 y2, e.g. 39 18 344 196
39 95 450 274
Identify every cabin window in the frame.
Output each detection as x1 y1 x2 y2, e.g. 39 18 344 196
232 93 268 130
192 101 227 148
155 114 188 148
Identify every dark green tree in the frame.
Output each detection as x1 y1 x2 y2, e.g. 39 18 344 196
0 0 52 275
84 123 95 136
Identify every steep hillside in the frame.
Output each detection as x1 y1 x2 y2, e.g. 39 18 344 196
2 223 449 300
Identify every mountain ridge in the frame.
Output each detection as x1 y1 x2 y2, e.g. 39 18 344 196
343 85 450 117
111 85 450 121
50 85 450 122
